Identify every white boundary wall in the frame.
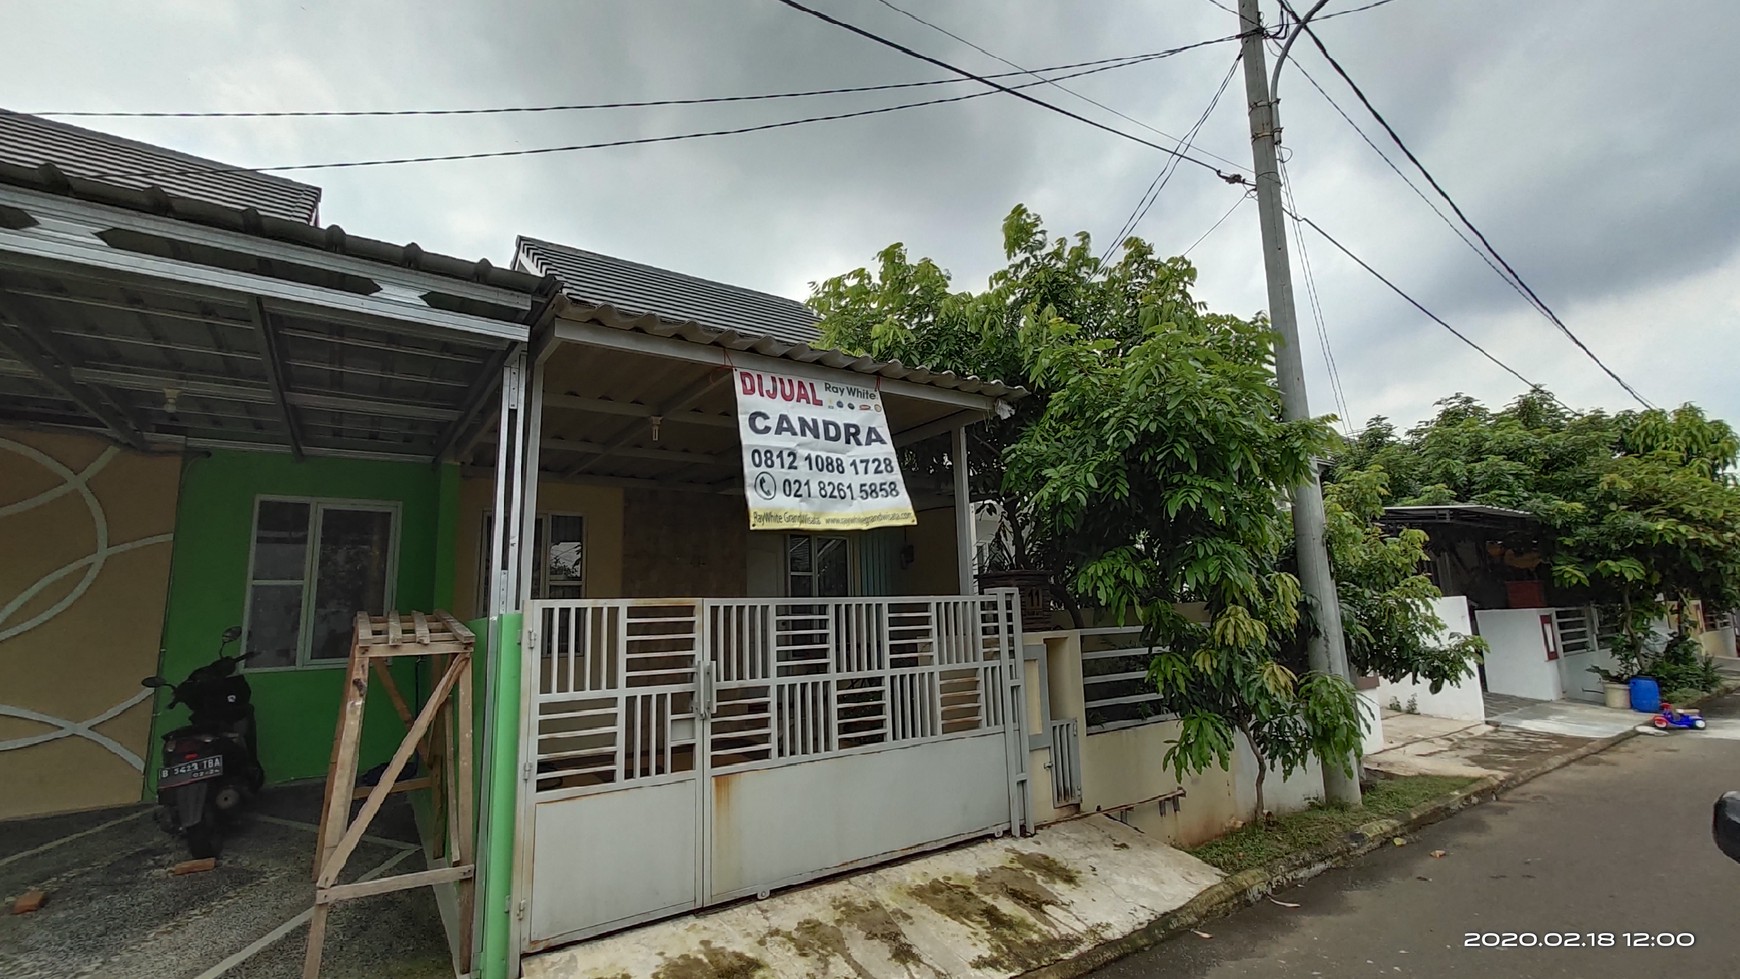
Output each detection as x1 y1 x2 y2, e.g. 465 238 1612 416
1368 597 1487 722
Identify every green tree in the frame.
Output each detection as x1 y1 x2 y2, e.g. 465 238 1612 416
1323 468 1486 690
1334 392 1740 648
811 205 1158 575
815 206 1484 817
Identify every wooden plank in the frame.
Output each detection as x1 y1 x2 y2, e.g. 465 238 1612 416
361 642 472 659
433 651 452 861
413 610 432 645
387 610 403 646
316 863 474 904
302 903 331 979
317 657 464 889
313 635 370 881
349 775 433 800
453 652 477 967
353 611 373 647
370 659 415 731
433 609 475 644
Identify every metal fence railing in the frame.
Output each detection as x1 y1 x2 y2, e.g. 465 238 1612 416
1048 717 1082 806
1079 628 1173 732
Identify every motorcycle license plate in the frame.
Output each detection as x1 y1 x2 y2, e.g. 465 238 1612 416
161 756 223 784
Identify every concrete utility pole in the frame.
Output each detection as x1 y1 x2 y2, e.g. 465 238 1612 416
1236 0 1361 805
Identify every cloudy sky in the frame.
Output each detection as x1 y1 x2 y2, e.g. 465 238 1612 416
5 0 1737 431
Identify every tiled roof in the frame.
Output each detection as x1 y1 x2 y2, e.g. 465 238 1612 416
517 236 821 345
0 111 322 224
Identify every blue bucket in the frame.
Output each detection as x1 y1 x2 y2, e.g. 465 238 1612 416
1629 676 1661 713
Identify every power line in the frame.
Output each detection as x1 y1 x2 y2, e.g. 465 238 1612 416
1099 54 1242 271
77 48 1196 180
1281 156 1352 429
13 47 1226 119
1315 0 1405 23
772 0 1247 183
869 0 1252 177
1182 191 1251 256
1280 4 1653 408
1296 212 1547 393
1289 60 1529 315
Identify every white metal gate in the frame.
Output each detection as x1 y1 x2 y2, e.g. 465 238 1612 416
515 591 1026 953
1554 606 1601 703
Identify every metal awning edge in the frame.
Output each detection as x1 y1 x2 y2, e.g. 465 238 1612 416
554 299 1028 404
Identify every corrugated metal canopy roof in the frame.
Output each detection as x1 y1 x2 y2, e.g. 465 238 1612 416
518 236 822 346
0 111 323 224
1381 504 1538 529
556 300 1024 402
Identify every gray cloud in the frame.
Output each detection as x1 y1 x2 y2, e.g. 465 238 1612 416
4 0 1736 432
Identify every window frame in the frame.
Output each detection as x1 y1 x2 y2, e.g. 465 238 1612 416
242 495 402 672
784 532 854 598
474 511 588 614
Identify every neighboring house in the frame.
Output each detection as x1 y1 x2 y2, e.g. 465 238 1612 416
1380 504 1733 705
0 115 1028 976
1379 504 1613 704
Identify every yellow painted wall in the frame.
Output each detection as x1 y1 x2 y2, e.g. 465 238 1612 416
1028 629 1320 848
894 506 962 596
452 478 625 620
621 490 747 597
0 429 180 819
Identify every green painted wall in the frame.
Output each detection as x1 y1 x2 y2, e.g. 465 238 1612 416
149 450 448 791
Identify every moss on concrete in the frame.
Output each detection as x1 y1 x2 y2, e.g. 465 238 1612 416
831 896 921 968
1008 851 1081 888
651 940 768 979
908 876 1086 973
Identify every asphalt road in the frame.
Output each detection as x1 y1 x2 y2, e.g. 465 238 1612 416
1090 694 1740 979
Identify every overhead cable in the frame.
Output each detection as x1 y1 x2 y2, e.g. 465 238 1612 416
1099 54 1242 271
1280 3 1652 407
772 0 1247 183
13 44 1232 119
870 0 1252 176
78 47 1208 179
1295 213 1547 393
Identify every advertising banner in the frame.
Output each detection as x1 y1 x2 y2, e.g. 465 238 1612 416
733 367 917 531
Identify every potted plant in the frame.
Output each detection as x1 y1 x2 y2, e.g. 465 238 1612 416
1587 664 1632 709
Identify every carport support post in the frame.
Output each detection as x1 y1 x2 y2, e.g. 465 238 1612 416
953 425 976 594
479 613 523 979
477 347 535 979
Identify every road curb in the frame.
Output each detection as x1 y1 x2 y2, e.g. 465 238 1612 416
1019 716 1663 979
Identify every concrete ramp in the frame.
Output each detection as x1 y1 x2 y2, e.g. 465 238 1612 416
522 816 1223 979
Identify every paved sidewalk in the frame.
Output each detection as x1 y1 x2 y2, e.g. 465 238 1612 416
523 817 1224 979
1483 696 1644 739
1364 711 1591 779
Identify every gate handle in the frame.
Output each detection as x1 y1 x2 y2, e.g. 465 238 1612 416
699 660 716 719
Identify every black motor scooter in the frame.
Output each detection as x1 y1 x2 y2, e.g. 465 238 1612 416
142 626 266 859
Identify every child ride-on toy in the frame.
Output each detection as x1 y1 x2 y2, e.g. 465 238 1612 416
1654 702 1706 730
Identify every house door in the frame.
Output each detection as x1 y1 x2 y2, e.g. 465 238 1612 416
516 592 1025 952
